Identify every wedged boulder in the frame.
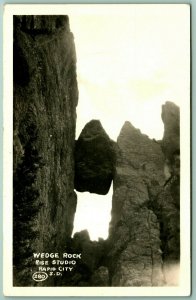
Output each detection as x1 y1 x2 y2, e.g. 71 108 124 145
74 120 116 195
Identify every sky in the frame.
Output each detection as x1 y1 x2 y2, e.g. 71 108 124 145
67 5 190 241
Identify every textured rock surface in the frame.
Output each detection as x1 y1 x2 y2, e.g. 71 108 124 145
107 122 166 286
90 266 109 286
150 178 180 285
13 15 78 285
75 120 116 195
70 105 180 287
156 101 180 284
107 102 180 287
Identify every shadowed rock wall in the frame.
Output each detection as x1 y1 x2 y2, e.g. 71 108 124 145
13 15 78 285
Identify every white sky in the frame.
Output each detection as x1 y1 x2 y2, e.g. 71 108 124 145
68 5 190 241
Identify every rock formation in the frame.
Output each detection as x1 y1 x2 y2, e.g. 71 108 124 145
13 15 180 288
106 122 166 286
156 102 180 284
74 120 116 195
58 230 108 286
13 15 78 285
106 102 180 286
70 103 180 287
161 101 180 161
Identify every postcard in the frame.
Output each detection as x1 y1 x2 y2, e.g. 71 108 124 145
3 4 191 296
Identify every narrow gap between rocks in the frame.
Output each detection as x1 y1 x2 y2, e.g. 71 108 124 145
72 183 113 241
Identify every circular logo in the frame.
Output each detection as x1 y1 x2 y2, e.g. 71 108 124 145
32 272 48 282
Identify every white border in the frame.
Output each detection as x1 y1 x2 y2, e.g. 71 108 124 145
3 4 191 296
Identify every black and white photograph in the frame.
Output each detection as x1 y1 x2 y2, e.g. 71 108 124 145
3 4 190 296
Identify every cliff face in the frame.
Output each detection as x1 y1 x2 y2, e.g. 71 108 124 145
157 102 180 284
13 16 78 284
106 102 180 286
107 122 166 286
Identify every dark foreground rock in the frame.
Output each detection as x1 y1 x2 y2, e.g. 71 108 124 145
74 120 116 195
13 15 78 285
59 230 108 286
